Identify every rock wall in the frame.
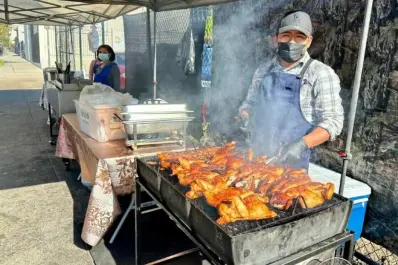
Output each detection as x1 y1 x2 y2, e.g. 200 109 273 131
212 0 398 253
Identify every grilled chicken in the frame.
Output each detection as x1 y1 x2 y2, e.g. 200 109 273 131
269 191 293 210
217 193 277 224
203 187 246 207
156 142 335 224
285 182 335 208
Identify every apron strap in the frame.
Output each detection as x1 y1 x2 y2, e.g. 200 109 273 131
297 58 314 79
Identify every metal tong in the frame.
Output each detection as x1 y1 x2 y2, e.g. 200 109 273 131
265 142 288 164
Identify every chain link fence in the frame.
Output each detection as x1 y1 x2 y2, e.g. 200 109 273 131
123 8 210 138
354 238 398 265
48 24 124 80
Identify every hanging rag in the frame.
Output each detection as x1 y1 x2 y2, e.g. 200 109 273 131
176 28 196 75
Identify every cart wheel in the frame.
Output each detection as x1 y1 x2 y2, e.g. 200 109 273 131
49 139 57 146
63 159 71 171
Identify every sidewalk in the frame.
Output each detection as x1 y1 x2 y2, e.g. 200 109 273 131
0 52 43 89
0 75 94 263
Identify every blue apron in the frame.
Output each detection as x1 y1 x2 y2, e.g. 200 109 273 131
251 58 314 170
94 63 114 88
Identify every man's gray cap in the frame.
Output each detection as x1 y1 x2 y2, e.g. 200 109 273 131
278 11 313 36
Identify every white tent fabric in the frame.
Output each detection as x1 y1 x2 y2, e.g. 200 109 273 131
0 0 140 25
61 0 237 12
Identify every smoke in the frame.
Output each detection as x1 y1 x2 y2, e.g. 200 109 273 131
123 1 328 142
208 0 331 146
208 0 292 139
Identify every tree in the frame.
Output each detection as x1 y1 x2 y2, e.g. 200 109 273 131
0 24 12 47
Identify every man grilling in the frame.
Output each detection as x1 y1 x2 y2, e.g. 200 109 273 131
238 10 344 170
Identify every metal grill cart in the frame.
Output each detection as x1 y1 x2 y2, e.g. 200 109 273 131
120 104 195 149
135 157 355 265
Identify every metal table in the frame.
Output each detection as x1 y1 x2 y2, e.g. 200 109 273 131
134 176 355 265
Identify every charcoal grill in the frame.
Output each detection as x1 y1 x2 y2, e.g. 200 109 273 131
135 157 353 265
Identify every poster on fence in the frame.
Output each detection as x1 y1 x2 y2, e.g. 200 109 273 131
112 30 125 53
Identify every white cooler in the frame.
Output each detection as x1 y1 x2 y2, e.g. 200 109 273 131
74 99 125 142
309 163 371 241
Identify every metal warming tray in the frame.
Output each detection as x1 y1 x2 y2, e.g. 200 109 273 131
121 104 192 113
121 104 194 148
136 157 353 265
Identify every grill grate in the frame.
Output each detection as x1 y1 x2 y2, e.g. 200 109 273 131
138 156 344 237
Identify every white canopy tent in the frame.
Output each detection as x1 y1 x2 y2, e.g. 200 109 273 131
63 0 237 12
0 0 139 25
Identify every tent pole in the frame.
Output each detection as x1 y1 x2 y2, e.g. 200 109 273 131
146 8 153 87
79 26 83 71
4 0 9 24
45 26 51 67
339 0 374 195
101 22 105 44
153 11 157 100
55 26 59 62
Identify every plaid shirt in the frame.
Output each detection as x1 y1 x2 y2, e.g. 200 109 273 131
240 52 344 141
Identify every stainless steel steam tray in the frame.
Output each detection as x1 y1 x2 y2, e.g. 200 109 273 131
121 104 192 113
122 117 195 124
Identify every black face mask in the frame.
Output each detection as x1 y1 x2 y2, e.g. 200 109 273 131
277 42 307 63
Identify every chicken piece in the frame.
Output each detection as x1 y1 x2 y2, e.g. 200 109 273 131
211 156 229 165
285 187 325 209
177 157 192 170
268 179 310 195
217 202 242 224
286 168 307 177
231 195 250 217
203 187 245 207
210 142 237 163
199 164 226 173
297 190 324 209
216 193 277 224
240 164 270 171
298 182 335 200
258 183 272 195
178 171 219 186
255 155 267 164
248 149 254 162
160 159 174 169
232 165 282 184
322 183 335 200
269 191 293 210
256 173 282 193
186 182 203 199
226 156 245 170
187 178 230 200
198 169 238 186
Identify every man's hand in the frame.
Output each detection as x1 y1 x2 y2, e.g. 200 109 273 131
279 138 309 166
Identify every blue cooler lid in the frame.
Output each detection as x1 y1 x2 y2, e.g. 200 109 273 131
308 163 371 200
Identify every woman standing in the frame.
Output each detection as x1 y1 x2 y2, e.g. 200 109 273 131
92 44 121 92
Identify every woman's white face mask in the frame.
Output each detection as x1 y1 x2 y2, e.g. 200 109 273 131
98 53 110 62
